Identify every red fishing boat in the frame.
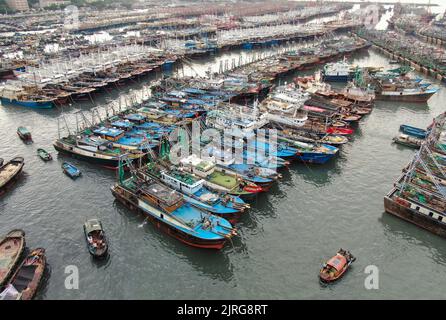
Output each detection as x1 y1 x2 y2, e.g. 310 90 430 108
319 249 356 283
326 127 354 135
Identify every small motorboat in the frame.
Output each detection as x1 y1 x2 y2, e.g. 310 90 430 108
0 248 46 300
0 157 24 195
393 133 423 149
320 135 349 146
399 124 427 139
0 229 26 287
84 219 108 258
37 148 52 161
62 162 81 179
17 127 32 143
319 249 356 283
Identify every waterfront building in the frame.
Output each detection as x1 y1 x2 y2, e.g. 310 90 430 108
5 0 29 11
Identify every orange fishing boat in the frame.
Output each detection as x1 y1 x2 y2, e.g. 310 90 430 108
319 249 355 283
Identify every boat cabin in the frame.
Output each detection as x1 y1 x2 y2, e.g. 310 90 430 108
180 155 216 178
139 181 184 213
111 120 134 131
93 126 125 142
160 170 204 195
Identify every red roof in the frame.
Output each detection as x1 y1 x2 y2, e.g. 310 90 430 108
327 254 347 271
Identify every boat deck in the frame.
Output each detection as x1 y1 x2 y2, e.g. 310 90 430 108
0 238 22 280
0 163 21 186
208 171 237 189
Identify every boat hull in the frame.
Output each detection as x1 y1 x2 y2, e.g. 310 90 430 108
0 158 25 196
53 142 121 169
376 91 436 103
384 188 446 238
111 186 228 249
322 75 353 82
1 97 54 109
294 152 335 164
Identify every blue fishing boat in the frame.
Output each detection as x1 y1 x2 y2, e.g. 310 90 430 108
62 162 81 179
247 140 298 161
111 174 236 250
278 137 339 164
144 167 249 220
223 163 278 191
399 125 427 139
1 97 54 109
243 150 289 169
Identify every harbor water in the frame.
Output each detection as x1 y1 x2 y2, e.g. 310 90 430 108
1 46 446 299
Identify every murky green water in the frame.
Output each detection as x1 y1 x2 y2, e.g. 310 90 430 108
1 43 446 299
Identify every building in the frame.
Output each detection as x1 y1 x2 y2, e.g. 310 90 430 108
39 0 69 8
5 0 29 11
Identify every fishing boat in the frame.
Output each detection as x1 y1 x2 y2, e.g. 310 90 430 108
0 86 55 109
84 219 108 258
0 157 25 196
111 173 237 249
0 230 26 287
399 125 427 139
222 163 279 191
54 134 144 169
0 248 46 300
393 134 423 149
322 60 355 82
17 127 32 143
62 162 81 179
319 249 356 283
145 167 249 220
37 148 52 161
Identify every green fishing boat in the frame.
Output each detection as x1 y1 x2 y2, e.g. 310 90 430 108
37 148 52 161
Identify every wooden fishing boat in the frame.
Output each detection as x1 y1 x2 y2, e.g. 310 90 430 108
0 157 25 195
84 219 108 258
37 148 52 161
0 248 46 300
62 162 81 179
0 229 26 287
17 126 32 143
393 134 423 149
319 249 355 283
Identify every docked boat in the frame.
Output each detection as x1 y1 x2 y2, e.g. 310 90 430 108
0 229 26 287
54 134 144 169
393 134 423 149
17 127 32 143
84 219 108 258
144 167 249 220
62 162 81 179
0 157 25 195
111 173 237 249
376 87 438 102
0 248 46 300
319 249 356 283
399 124 427 139
322 60 355 82
37 148 52 161
0 86 55 109
179 154 263 199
